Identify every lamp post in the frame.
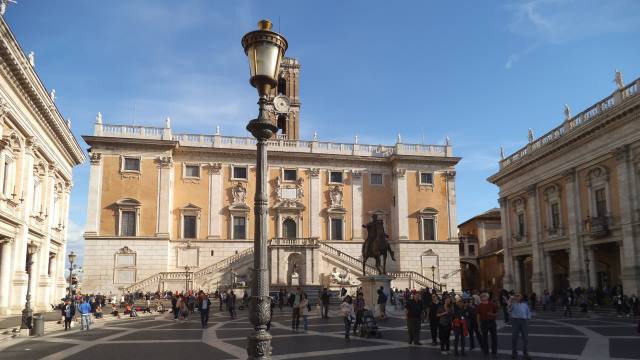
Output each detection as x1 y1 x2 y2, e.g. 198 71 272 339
584 254 591 289
431 265 436 281
21 244 37 330
68 251 76 299
241 19 288 359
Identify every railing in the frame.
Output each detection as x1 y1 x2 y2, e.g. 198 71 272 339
500 78 640 170
270 237 319 247
122 271 190 293
193 247 254 278
318 242 379 275
95 123 451 158
388 271 442 291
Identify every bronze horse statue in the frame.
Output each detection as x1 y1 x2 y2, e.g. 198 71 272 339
362 215 396 275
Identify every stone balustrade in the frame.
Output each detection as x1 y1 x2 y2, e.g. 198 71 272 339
94 123 452 158
500 78 640 170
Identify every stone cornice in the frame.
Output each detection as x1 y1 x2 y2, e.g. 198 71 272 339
0 18 84 165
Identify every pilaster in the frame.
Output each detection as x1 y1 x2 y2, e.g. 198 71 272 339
351 170 363 240
84 152 103 235
544 252 554 291
614 145 640 294
156 156 173 238
563 168 586 287
207 163 222 238
0 238 14 314
393 168 408 240
499 197 514 290
309 168 320 238
444 170 458 239
526 185 544 296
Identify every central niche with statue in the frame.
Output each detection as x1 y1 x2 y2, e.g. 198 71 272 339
273 175 305 238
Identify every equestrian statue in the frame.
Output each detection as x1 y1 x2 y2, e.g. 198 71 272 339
362 214 396 275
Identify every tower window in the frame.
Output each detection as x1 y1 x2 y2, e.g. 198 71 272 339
283 169 297 181
277 77 287 95
330 171 343 184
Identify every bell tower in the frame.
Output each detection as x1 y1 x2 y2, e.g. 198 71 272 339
274 57 301 140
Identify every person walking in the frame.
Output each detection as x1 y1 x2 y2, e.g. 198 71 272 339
291 288 303 332
477 293 499 358
171 294 179 320
501 290 510 325
428 293 440 346
377 286 388 320
352 292 365 335
405 291 423 345
452 298 468 356
62 300 75 331
466 298 482 352
563 292 572 317
279 288 285 311
198 292 211 328
510 293 532 360
78 298 92 331
437 296 454 355
300 293 311 332
341 295 355 342
227 290 236 319
321 288 331 319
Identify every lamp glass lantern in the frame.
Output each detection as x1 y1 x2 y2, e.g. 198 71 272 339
241 19 288 97
68 251 77 265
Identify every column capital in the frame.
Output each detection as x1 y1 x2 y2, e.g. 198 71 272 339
613 144 631 163
308 168 320 178
442 170 456 180
350 170 362 178
394 168 406 178
89 152 102 165
498 197 509 208
156 156 173 168
527 184 537 197
205 162 222 174
25 136 38 154
562 168 576 181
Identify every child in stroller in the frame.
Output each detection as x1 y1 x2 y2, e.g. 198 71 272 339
359 309 381 338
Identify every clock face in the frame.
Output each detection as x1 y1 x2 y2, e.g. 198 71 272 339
273 95 290 113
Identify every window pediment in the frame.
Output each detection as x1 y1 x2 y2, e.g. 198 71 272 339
418 207 438 216
115 198 141 207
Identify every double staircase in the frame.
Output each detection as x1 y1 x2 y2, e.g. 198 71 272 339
122 240 442 293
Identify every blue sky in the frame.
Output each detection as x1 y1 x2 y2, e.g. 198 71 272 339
4 1 639 266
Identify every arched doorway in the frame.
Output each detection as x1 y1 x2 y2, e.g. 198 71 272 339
287 253 305 286
461 261 479 290
283 218 297 239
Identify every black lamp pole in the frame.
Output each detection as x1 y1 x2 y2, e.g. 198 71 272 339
20 245 37 330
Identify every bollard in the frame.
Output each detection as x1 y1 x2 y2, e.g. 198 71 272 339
31 314 44 337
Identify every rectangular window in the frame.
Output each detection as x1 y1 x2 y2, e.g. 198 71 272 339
120 211 136 236
183 215 197 239
233 216 246 239
330 171 343 184
420 172 434 185
123 158 140 172
370 173 383 185
551 202 560 229
468 244 476 256
232 166 248 180
517 213 525 238
595 189 607 218
185 165 200 178
459 242 465 254
422 218 435 240
330 218 343 240
283 169 297 181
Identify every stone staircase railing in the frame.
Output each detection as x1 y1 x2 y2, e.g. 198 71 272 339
193 247 254 278
387 270 442 291
317 242 378 275
122 272 190 293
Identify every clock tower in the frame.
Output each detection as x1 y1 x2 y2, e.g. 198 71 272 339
273 57 301 140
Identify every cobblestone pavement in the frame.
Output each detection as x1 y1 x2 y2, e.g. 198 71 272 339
0 306 637 360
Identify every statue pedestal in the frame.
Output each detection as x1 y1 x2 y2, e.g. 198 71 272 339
357 275 395 318
291 272 299 286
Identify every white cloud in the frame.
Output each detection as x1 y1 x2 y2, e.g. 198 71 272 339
504 0 640 68
65 220 85 265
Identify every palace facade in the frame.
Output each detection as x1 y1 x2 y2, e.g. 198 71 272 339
488 74 640 297
82 58 462 294
0 17 84 314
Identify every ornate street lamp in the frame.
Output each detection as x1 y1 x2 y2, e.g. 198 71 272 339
431 265 436 282
21 244 37 330
68 251 76 298
184 265 191 293
241 19 288 359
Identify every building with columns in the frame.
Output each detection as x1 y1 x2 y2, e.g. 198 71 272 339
488 74 640 297
0 17 85 314
82 57 462 295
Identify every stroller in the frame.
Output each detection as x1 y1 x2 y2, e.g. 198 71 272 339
359 310 381 338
